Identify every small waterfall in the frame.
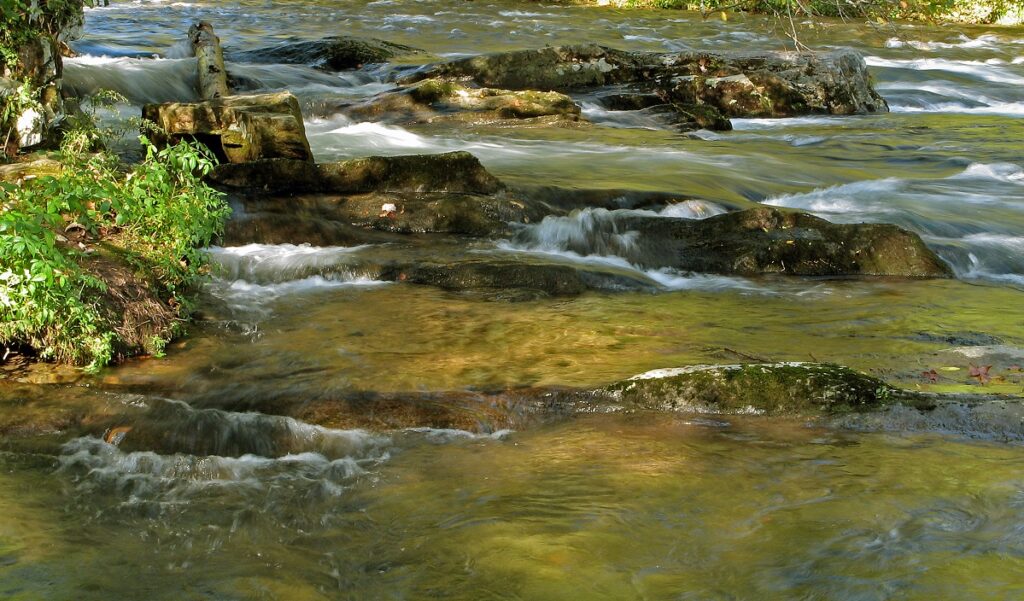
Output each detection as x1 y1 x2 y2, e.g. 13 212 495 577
507 201 727 261
510 208 644 262
203 244 387 317
501 202 750 292
64 56 201 105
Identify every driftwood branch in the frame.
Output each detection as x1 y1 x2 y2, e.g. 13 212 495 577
188 21 230 100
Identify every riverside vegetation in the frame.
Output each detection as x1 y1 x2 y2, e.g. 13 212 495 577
2 0 231 369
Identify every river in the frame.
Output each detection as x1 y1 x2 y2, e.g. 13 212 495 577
2 0 1024 598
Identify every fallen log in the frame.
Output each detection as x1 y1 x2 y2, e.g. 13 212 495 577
188 21 230 100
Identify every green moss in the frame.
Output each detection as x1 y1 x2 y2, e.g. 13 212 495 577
607 363 906 416
409 79 460 104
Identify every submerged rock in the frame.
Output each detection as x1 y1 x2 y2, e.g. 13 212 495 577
376 258 655 298
346 78 583 125
239 191 536 236
209 151 504 195
142 91 313 163
227 36 422 70
603 363 904 416
95 363 931 442
408 44 887 119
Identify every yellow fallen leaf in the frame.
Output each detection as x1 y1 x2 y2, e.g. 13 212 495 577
721 11 728 21
939 366 961 372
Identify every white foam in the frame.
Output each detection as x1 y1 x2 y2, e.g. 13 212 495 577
64 56 200 104
207 243 374 283
731 116 859 130
310 119 433 151
954 163 1024 185
884 34 1004 51
889 102 1024 116
764 178 901 215
402 427 514 443
655 200 728 219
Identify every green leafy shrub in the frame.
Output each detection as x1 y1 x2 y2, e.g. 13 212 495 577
0 136 230 370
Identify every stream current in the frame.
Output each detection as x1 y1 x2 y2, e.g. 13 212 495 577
3 1 1024 598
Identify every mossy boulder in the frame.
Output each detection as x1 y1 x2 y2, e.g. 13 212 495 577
227 36 422 70
606 363 901 415
662 50 888 116
347 78 582 125
628 206 952 277
209 151 503 195
318 151 504 194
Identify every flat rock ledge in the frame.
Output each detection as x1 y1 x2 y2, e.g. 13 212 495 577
142 91 313 163
208 151 503 195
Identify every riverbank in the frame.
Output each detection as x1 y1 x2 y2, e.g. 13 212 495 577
0 141 230 370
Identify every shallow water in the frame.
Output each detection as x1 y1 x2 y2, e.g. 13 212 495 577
5 416 1024 599
6 0 1024 597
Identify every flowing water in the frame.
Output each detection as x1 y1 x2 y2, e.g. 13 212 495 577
3 0 1024 598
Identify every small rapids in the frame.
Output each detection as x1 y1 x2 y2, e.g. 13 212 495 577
202 244 387 316
763 162 1024 286
497 204 755 292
